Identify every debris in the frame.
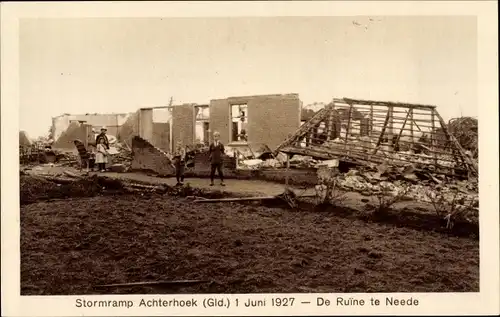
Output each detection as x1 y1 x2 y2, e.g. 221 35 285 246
274 98 477 179
239 159 264 169
108 163 127 173
195 196 278 203
315 159 339 168
63 171 80 178
195 188 299 209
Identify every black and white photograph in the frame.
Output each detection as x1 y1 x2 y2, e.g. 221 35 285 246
2 1 499 316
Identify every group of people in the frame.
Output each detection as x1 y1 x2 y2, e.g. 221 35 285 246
173 131 226 187
94 127 110 172
90 127 227 186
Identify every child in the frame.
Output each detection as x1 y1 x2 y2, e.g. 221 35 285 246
88 145 96 171
173 141 186 186
95 138 108 172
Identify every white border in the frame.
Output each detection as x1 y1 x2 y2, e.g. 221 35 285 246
2 1 498 316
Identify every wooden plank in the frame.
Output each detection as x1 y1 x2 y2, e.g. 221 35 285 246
337 98 437 110
369 104 374 136
388 106 394 151
273 107 330 155
344 103 353 151
410 108 414 151
431 109 437 167
326 110 334 141
371 110 391 155
278 145 468 177
395 109 411 148
195 196 278 203
434 111 478 176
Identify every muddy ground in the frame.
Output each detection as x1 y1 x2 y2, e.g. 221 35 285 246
20 175 479 295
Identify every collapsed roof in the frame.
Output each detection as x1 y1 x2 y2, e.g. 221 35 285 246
274 97 478 179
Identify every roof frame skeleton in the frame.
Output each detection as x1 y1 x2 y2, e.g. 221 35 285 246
274 98 478 179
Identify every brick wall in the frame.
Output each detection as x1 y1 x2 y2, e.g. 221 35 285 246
209 94 301 150
116 110 140 146
52 113 131 142
172 104 195 148
130 136 174 176
53 122 93 150
246 94 301 149
209 99 231 144
152 122 170 152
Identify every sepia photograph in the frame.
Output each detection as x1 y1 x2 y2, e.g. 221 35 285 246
16 15 482 297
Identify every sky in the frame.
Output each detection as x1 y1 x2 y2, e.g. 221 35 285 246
19 16 477 138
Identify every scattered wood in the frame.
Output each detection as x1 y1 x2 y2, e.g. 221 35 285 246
195 188 300 209
126 183 164 190
427 173 443 184
195 196 277 203
43 176 76 184
122 140 132 151
63 171 80 178
95 279 210 288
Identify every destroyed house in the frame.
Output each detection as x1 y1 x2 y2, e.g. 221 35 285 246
51 112 132 143
274 98 477 179
132 93 303 153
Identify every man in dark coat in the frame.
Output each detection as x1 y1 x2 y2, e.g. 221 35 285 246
209 131 225 186
95 127 110 149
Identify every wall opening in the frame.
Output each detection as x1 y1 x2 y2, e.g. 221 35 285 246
151 108 172 152
230 104 248 143
195 106 210 145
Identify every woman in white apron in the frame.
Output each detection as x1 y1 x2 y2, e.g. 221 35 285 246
95 137 108 172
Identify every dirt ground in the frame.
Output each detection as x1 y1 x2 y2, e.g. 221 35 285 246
20 175 479 295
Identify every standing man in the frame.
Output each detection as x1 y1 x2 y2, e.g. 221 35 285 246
95 126 110 149
209 131 225 186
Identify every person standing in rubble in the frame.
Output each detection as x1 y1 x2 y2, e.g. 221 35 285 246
173 140 186 186
95 127 110 149
209 131 225 186
95 137 109 172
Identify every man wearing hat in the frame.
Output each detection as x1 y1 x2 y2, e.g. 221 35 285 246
95 126 110 149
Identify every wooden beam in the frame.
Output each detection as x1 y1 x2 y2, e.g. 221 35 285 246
371 110 391 155
273 107 330 155
326 110 334 141
431 109 437 167
434 110 478 176
388 106 394 152
395 109 411 148
344 103 353 151
369 104 374 136
285 154 290 188
336 97 437 110
195 196 277 203
410 108 414 151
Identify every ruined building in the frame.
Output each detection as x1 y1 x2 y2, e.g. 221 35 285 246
51 113 133 143
128 93 303 153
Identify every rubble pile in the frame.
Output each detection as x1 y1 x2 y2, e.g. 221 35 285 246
236 153 320 170
333 167 478 208
111 143 133 169
321 135 470 170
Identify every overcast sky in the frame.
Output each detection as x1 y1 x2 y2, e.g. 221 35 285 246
19 16 477 138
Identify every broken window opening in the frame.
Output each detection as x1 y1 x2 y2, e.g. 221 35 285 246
195 106 210 146
230 104 248 143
